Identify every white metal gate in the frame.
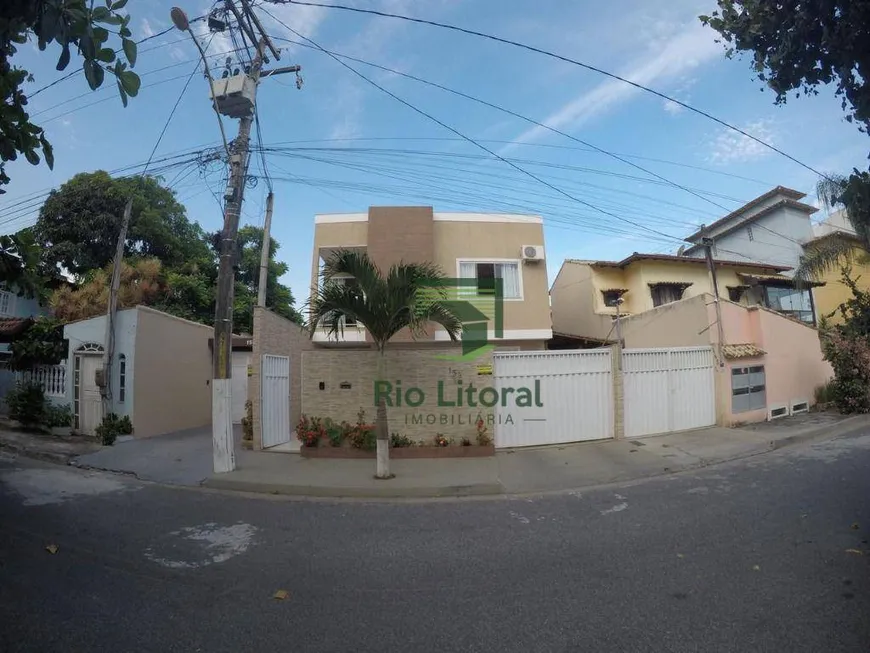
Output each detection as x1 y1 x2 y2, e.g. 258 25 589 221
261 354 290 448
493 350 613 449
622 347 715 438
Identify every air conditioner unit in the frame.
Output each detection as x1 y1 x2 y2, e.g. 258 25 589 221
521 245 544 261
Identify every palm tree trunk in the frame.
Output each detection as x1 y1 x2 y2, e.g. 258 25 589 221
375 349 392 479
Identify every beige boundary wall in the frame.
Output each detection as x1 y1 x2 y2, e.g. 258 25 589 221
301 347 496 443
250 307 316 450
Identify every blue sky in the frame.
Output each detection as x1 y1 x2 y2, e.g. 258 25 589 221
2 0 868 307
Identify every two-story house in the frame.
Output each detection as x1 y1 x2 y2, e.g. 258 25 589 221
681 186 818 272
309 206 552 349
679 186 821 322
550 253 812 344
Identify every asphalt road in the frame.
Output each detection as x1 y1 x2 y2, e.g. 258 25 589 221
1 431 869 653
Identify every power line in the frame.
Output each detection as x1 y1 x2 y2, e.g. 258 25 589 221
266 34 736 215
274 0 829 179
30 45 253 121
261 7 685 245
255 136 781 188
27 18 206 99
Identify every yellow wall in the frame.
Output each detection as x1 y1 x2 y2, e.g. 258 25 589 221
550 258 788 341
812 245 870 324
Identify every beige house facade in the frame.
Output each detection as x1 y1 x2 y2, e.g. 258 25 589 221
311 207 553 349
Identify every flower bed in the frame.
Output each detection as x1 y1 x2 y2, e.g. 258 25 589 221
296 412 496 458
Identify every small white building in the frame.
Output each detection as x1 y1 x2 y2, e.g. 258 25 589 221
63 306 217 437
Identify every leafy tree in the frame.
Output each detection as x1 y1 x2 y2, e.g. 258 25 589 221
1 229 48 299
229 225 302 333
818 267 870 413
700 1 870 131
701 1 870 281
306 250 462 479
1 0 140 193
34 171 213 276
796 174 870 281
50 257 167 322
8 315 66 370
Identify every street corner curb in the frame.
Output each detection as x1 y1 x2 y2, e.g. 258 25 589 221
769 414 870 451
0 443 73 466
201 477 505 499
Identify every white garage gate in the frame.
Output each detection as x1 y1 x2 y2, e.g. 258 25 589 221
622 346 716 438
493 350 614 449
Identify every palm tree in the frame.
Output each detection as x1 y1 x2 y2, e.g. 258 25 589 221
795 172 870 283
306 250 463 479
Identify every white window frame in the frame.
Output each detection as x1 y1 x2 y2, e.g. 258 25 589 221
0 290 15 316
455 258 524 301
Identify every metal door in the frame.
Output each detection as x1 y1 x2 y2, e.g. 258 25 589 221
261 354 290 448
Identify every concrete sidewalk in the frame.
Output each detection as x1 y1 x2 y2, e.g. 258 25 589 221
202 412 870 498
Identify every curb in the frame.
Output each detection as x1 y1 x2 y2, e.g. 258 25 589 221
0 442 75 466
202 477 504 498
767 414 870 451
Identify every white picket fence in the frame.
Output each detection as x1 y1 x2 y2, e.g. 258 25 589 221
18 363 67 398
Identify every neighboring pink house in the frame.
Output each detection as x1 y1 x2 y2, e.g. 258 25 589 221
618 293 832 425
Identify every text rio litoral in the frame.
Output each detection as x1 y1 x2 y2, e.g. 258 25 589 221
373 380 543 409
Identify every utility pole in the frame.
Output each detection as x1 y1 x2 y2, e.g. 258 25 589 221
170 3 301 474
210 37 267 474
100 197 133 413
614 296 624 369
256 191 274 307
702 236 726 367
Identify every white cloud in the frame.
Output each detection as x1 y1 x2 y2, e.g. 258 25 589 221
141 18 156 39
500 20 722 153
663 99 684 115
708 118 777 165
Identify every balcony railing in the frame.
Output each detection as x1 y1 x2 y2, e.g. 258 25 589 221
18 363 67 397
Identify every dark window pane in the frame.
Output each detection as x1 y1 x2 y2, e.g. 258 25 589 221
476 263 496 295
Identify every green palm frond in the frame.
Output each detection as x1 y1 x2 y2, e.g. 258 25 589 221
795 235 858 284
305 250 465 350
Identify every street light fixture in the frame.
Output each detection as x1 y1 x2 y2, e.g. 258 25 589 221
169 6 231 158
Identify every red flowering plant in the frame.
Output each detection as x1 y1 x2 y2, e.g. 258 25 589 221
296 415 326 448
434 433 450 447
347 407 377 451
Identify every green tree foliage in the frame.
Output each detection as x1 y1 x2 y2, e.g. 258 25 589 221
0 0 140 193
0 228 53 300
229 225 302 333
700 1 870 131
8 316 66 370
701 1 870 281
34 171 213 276
30 170 300 330
819 268 870 413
